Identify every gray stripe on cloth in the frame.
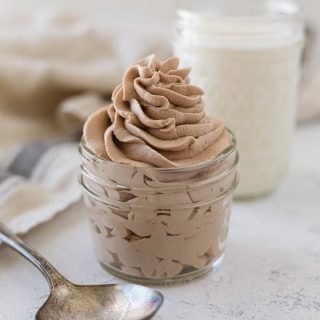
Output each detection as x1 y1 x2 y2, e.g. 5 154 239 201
4 132 80 178
7 140 58 178
0 170 11 184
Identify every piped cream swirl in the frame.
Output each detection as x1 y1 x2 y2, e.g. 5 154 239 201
84 55 229 167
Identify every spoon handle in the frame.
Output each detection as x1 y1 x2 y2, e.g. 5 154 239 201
0 222 65 289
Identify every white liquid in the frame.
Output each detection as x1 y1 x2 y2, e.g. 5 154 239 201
174 20 303 197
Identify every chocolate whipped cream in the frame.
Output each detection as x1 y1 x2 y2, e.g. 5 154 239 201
84 55 229 167
80 55 238 283
81 151 237 279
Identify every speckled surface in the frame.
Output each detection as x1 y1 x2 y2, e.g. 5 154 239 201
0 122 319 320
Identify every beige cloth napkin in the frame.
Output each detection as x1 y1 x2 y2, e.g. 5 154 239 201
0 5 171 234
0 6 171 133
0 141 81 234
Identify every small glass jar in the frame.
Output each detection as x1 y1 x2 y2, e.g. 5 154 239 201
173 0 304 198
79 131 238 285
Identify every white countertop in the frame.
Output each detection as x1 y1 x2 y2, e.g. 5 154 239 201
1 122 320 320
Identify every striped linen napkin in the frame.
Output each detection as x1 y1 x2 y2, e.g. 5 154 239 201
0 137 81 234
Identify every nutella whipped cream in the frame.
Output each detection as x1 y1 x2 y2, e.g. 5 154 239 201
80 55 238 284
83 55 230 167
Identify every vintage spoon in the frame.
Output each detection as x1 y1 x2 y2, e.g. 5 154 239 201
0 222 163 320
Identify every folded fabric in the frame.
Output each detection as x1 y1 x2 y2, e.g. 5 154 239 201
0 137 81 234
0 5 171 118
56 92 109 133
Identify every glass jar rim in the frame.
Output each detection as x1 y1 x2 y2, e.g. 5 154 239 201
174 0 304 46
176 0 301 23
79 128 237 173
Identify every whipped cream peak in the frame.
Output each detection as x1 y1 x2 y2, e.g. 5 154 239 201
84 55 229 167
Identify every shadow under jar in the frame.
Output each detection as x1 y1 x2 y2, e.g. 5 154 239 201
79 131 238 285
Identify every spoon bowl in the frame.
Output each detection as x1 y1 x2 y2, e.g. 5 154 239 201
36 282 163 320
0 222 163 320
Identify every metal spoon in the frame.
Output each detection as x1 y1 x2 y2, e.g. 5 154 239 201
0 222 163 320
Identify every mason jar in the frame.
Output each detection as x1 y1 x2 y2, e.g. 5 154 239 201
173 0 304 198
79 130 238 285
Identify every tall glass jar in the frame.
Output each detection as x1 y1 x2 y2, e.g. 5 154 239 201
79 131 238 285
173 0 304 198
